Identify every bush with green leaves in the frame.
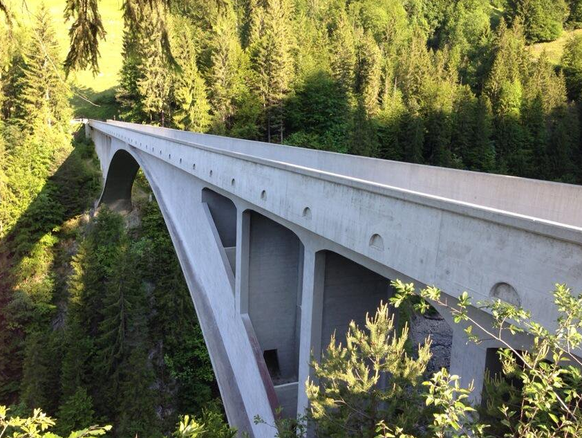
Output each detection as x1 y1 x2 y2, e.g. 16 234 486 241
306 281 582 437
0 406 110 438
306 302 433 437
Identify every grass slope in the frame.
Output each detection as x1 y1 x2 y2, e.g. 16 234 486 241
530 28 582 65
10 0 124 119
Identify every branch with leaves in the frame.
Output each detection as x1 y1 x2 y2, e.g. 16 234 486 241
390 280 582 438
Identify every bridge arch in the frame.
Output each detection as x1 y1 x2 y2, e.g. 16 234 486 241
96 144 256 434
98 149 140 212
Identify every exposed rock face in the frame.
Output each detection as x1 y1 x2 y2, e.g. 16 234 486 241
409 312 453 375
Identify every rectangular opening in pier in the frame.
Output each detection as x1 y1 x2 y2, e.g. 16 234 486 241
320 251 395 351
247 211 302 388
202 188 237 274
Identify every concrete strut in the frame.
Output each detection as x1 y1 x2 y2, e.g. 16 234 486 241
88 119 582 437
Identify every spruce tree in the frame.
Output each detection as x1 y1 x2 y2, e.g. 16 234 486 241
562 35 582 101
116 26 146 122
507 0 568 43
568 0 582 28
56 387 96 436
208 8 244 134
253 0 295 142
14 6 70 130
95 238 144 406
172 19 212 132
137 7 172 126
330 12 356 94
355 30 382 117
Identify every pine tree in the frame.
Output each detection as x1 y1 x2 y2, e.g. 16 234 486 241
95 238 144 407
377 85 405 161
56 387 96 436
507 0 568 43
116 347 158 438
208 8 244 134
15 5 71 130
562 35 582 100
137 7 172 126
306 302 432 436
330 12 356 94
355 30 382 117
253 0 295 142
116 26 146 121
452 87 495 171
568 0 582 28
20 332 51 411
171 19 212 132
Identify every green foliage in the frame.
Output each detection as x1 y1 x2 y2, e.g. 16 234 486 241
391 280 582 437
251 0 295 142
0 405 110 438
173 409 235 438
285 71 350 151
171 18 212 132
562 35 582 99
56 388 96 436
508 0 569 42
568 0 582 28
306 302 433 436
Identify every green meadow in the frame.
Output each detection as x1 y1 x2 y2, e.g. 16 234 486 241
11 0 124 118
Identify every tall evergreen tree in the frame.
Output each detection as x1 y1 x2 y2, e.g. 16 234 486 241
137 7 172 126
171 18 212 131
329 12 356 94
208 7 244 134
507 0 568 42
253 0 295 142
568 0 582 28
562 35 582 101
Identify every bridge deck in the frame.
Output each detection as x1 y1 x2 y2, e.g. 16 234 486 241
102 120 582 231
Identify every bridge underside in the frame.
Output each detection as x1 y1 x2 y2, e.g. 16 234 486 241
89 121 582 437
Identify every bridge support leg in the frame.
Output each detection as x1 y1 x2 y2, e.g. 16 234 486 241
296 248 326 419
449 327 488 405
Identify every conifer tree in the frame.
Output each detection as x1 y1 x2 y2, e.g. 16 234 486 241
253 0 295 142
172 19 212 132
208 7 244 134
137 7 172 126
507 0 568 43
568 0 582 28
329 12 356 94
355 30 382 117
116 26 146 121
307 302 432 436
15 5 71 130
562 35 582 100
56 387 95 436
95 238 144 406
452 88 495 171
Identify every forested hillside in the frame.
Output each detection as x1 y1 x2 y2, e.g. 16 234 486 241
106 0 582 182
1 0 582 436
0 7 217 437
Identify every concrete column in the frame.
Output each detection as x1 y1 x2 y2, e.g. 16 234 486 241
449 327 488 404
84 120 91 139
235 209 251 314
296 248 326 418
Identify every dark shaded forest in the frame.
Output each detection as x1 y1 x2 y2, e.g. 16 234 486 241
1 0 582 436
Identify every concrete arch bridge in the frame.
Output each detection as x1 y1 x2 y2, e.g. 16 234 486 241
86 120 582 437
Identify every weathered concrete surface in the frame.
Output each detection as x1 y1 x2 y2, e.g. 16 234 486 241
89 120 582 436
